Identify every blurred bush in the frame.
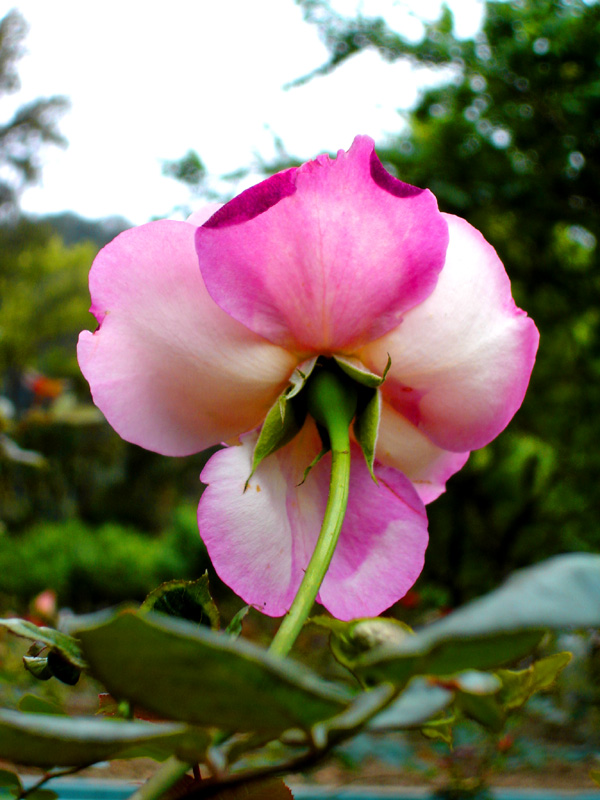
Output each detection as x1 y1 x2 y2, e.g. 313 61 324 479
292 0 600 604
0 504 210 610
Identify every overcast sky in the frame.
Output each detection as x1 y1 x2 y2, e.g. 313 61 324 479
1 0 484 224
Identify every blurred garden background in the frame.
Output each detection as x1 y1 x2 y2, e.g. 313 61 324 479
0 0 599 785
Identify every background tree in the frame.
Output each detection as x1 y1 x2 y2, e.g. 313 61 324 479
284 0 600 603
0 9 68 218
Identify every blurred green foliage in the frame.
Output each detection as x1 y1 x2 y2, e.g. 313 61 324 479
0 219 95 381
0 10 68 217
3 1 600 612
290 0 600 604
0 505 209 609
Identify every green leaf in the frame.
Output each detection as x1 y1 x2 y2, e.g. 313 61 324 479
47 650 81 685
74 609 352 732
333 354 390 388
368 677 453 732
18 694 65 716
0 770 22 792
353 388 381 480
591 769 600 787
497 651 573 712
421 716 454 746
0 618 86 669
22 655 53 681
22 646 80 686
428 670 504 732
0 709 208 767
311 683 396 748
141 574 220 630
22 790 56 800
449 670 502 695
355 554 600 686
457 693 505 733
226 605 250 639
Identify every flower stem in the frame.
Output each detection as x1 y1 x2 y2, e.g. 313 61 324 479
269 422 351 659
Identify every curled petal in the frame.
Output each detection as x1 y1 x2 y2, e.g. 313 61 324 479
78 221 296 456
360 214 540 452
196 135 448 354
376 403 469 504
198 421 428 620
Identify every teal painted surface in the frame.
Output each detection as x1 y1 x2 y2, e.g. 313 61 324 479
35 778 600 800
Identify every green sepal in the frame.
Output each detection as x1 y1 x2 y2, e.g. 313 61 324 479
496 651 572 712
311 616 412 677
333 354 391 388
353 388 381 481
141 573 220 630
287 357 317 397
298 445 328 486
245 361 316 488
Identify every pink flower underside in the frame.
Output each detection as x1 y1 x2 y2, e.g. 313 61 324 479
195 135 449 355
77 220 297 456
375 402 469 504
360 214 540 453
199 420 429 620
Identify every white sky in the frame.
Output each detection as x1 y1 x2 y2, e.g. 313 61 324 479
1 0 485 225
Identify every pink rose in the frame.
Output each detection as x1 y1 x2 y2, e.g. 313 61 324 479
78 136 538 620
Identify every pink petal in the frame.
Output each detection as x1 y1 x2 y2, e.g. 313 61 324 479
198 420 428 620
375 403 469 504
317 452 428 621
360 214 540 452
195 135 448 354
78 220 296 456
198 424 323 617
186 204 223 226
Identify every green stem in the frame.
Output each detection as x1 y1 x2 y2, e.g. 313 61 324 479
269 423 351 659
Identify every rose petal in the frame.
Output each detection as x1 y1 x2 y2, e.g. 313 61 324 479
198 423 324 617
360 214 540 452
195 135 448 354
78 220 296 456
198 420 428 620
376 403 469 504
186 204 223 226
317 451 428 621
